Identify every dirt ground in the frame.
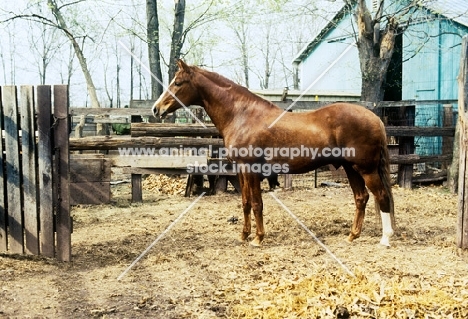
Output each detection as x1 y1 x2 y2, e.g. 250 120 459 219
1 174 468 318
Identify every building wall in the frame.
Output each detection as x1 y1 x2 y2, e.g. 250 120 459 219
299 13 361 94
402 16 467 155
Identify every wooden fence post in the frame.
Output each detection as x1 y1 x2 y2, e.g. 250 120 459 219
54 85 71 261
442 104 454 170
21 86 40 255
0 88 6 252
37 85 55 257
3 86 23 254
457 36 468 249
398 106 415 188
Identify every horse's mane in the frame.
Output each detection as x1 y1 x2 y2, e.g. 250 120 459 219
194 66 279 109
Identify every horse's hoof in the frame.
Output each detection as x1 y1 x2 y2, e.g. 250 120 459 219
347 234 358 243
249 237 262 247
379 235 391 247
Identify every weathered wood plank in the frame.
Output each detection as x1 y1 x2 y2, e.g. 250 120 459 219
69 182 111 205
128 98 458 111
121 167 237 176
458 124 468 248
95 117 130 124
131 123 455 138
442 105 455 171
389 154 452 165
70 107 154 117
70 158 111 182
385 126 455 137
108 154 208 169
131 123 219 137
283 174 292 190
0 88 7 252
457 36 468 249
131 174 143 203
20 86 39 255
37 85 54 257
54 85 71 261
69 135 224 150
3 86 24 254
70 99 459 119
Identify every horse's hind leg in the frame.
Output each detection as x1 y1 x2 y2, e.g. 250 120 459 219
247 173 264 246
343 164 369 243
362 172 394 246
239 172 252 241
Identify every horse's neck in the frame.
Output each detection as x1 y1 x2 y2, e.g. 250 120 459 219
194 70 278 135
195 72 244 133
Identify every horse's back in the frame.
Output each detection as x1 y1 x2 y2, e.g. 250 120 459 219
313 103 379 123
308 103 386 162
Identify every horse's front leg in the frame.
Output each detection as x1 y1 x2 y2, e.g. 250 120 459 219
239 172 252 241
247 173 264 246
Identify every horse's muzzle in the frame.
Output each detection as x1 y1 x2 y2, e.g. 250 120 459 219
152 107 159 118
152 106 168 119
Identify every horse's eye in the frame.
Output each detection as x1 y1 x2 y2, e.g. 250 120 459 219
174 81 182 87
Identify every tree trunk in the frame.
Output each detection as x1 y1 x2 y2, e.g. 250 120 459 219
146 0 163 100
242 37 249 88
355 0 397 103
47 0 101 108
130 40 134 102
262 25 271 90
168 0 186 81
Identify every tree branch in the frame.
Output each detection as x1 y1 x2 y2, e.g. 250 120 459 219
57 0 88 11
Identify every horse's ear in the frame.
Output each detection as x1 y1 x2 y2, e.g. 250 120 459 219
177 60 192 74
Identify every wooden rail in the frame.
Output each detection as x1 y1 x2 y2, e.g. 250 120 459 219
131 123 219 137
125 98 458 112
69 98 458 200
68 99 459 123
69 135 224 150
69 123 455 166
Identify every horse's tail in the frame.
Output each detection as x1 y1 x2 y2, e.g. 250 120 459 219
375 124 396 230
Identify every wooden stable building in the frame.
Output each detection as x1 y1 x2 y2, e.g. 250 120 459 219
292 0 468 156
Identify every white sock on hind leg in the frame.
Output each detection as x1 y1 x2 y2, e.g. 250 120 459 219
380 211 394 247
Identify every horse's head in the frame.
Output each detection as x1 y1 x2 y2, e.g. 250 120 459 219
152 60 199 119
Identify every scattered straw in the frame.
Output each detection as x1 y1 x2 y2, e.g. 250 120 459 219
225 267 468 318
142 174 186 195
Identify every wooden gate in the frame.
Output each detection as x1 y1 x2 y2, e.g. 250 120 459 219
0 85 71 261
458 36 468 250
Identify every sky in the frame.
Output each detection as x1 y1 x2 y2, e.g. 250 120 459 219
0 0 342 107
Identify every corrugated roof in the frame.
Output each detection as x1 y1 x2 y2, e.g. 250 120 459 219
292 3 353 64
293 0 468 64
426 0 468 27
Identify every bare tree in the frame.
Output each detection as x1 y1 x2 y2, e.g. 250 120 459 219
168 0 186 81
47 0 101 108
0 23 17 84
255 20 279 90
229 2 252 88
166 0 226 80
27 19 60 85
347 0 399 102
146 0 164 99
346 0 462 102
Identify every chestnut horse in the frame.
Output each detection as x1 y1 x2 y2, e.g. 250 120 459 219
153 60 395 247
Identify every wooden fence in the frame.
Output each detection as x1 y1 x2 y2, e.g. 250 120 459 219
457 36 468 250
0 79 464 258
0 85 71 261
